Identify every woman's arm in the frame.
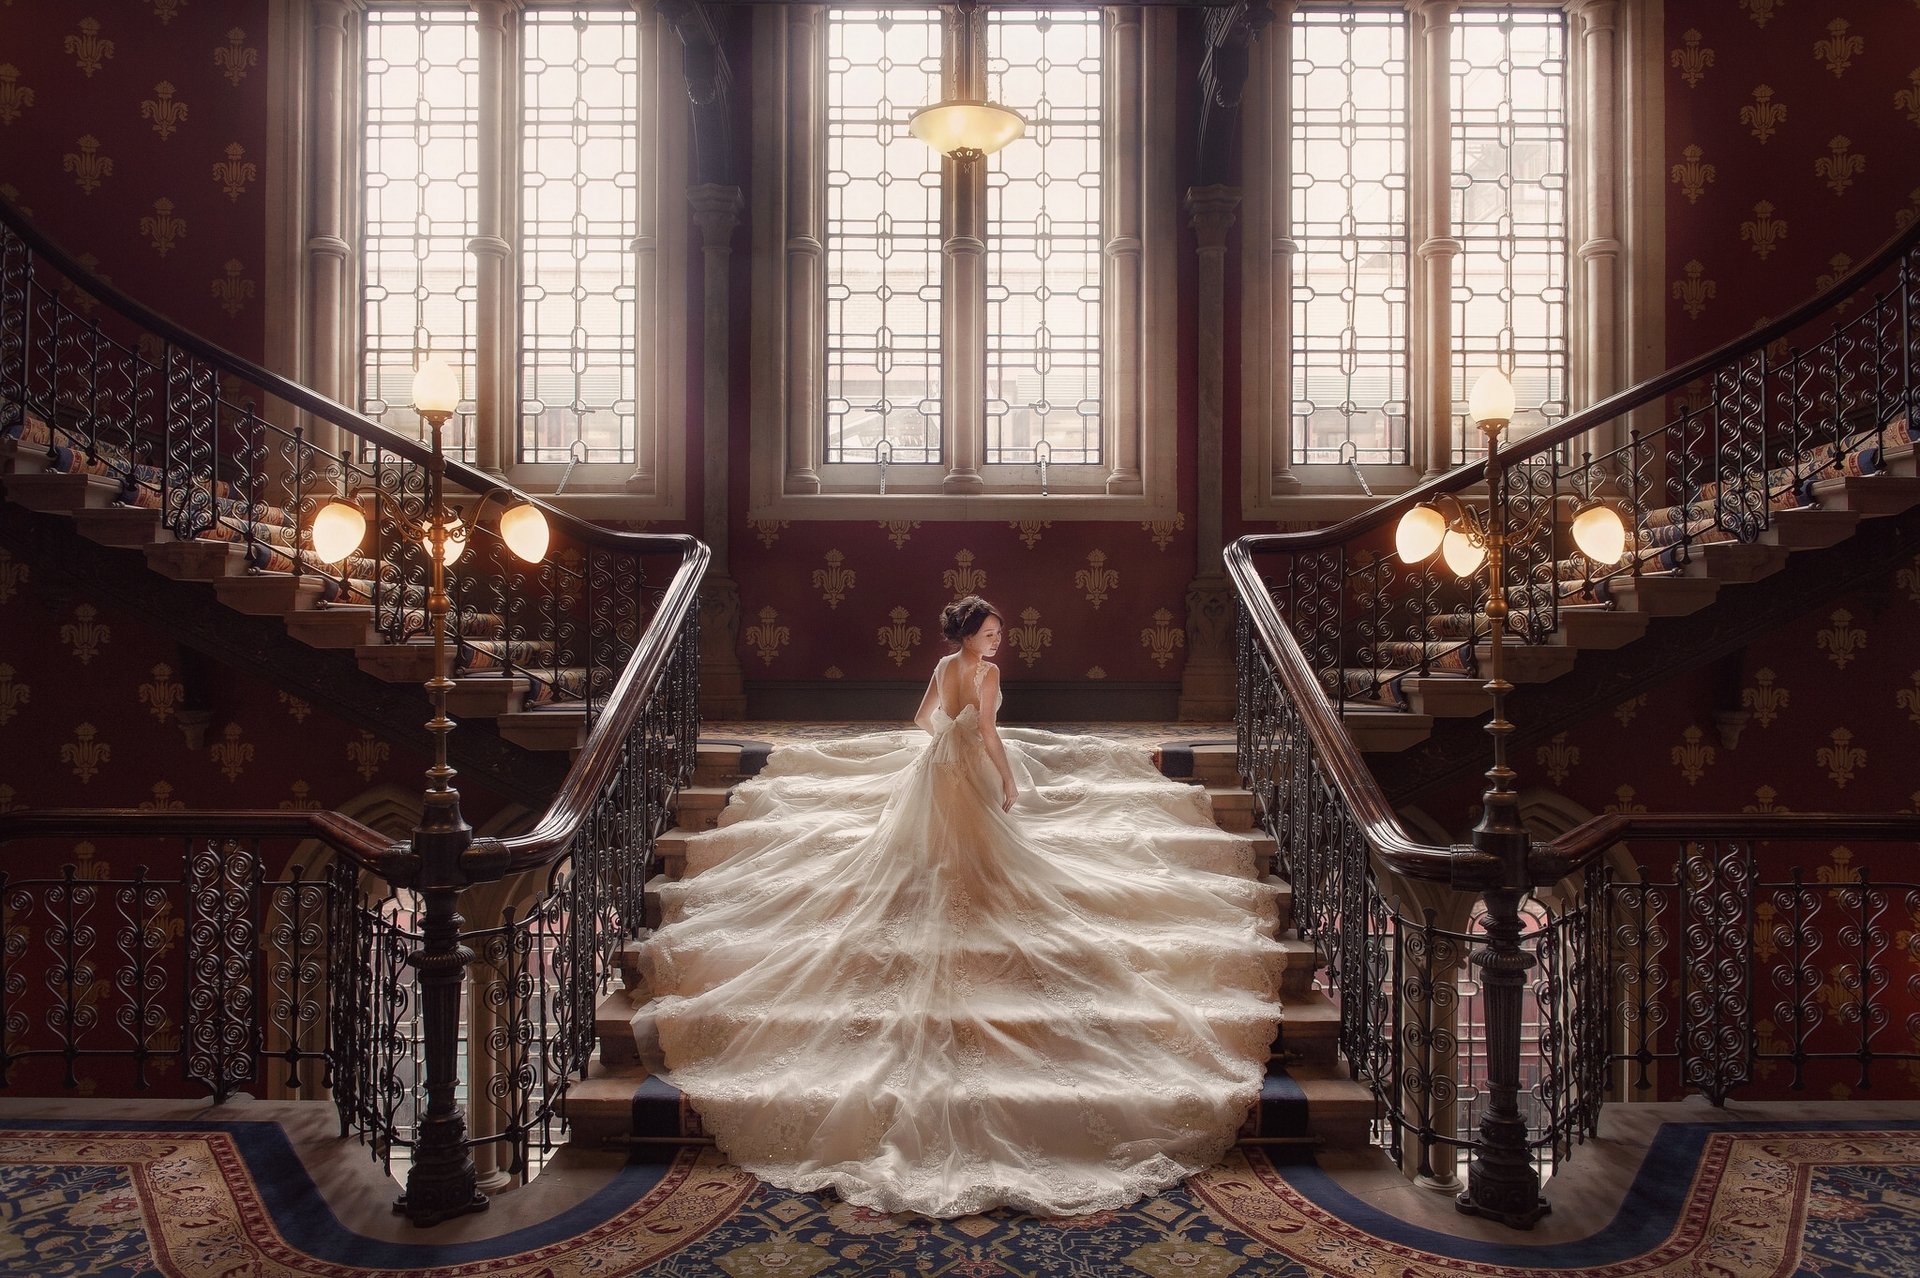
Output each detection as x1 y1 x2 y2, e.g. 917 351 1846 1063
913 664 942 734
974 663 1019 812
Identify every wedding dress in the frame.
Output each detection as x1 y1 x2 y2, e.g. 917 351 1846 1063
639 679 1285 1217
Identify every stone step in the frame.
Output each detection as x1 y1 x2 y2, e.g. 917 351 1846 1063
1471 641 1579 683
3 471 125 512
1203 785 1256 832
1606 573 1719 618
1812 472 1920 517
1340 707 1434 755
356 640 437 684
670 785 733 832
1401 676 1491 719
495 706 587 752
1763 506 1860 549
212 571 325 616
283 604 376 650
1275 988 1340 1068
72 504 167 548
1290 1061 1377 1148
1551 606 1648 650
692 741 747 787
1694 541 1790 584
145 537 247 581
445 674 530 718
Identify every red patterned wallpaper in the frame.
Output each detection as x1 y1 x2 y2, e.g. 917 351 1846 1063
0 2 271 362
1663 1 1920 363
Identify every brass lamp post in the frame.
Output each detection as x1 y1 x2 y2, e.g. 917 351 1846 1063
1394 371 1625 1229
308 357 550 1225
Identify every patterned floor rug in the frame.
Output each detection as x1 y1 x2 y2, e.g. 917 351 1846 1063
2 1119 1915 1276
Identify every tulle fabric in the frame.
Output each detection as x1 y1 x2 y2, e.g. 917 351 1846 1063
639 705 1284 1217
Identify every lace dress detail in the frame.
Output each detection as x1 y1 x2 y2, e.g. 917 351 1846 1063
639 702 1283 1217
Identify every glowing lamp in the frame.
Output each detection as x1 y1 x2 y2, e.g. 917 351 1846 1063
310 499 366 565
1395 503 1448 564
411 358 462 418
908 101 1027 161
423 520 467 567
499 500 550 564
1571 501 1627 565
1440 527 1488 577
1468 370 1516 428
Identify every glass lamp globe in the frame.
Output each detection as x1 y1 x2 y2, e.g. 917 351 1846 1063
423 520 467 567
1440 526 1488 577
1395 503 1448 563
908 102 1027 159
411 358 462 417
499 500 551 564
1571 502 1627 564
310 499 366 565
1467 370 1516 427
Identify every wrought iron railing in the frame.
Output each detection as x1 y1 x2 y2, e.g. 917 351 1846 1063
1231 215 1920 1224
0 196 706 1213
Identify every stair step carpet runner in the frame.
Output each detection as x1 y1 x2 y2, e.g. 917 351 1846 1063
1 411 601 706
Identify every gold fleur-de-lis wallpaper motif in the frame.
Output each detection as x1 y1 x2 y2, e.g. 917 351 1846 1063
1899 671 1920 725
138 663 182 722
811 550 854 609
1604 785 1646 814
879 520 919 549
141 81 187 141
1613 693 1648 727
140 781 183 811
211 722 252 781
146 0 185 25
1086 665 1107 680
140 197 186 258
1902 190 1920 233
0 664 27 727
877 606 921 667
1741 84 1786 144
1815 846 1860 884
1743 785 1789 813
1075 550 1118 610
1900 556 1920 603
347 731 389 782
0 785 17 814
1535 732 1578 785
1818 727 1865 788
210 259 253 317
280 781 319 811
62 722 109 783
1140 608 1185 669
1813 18 1862 80
0 548 22 605
1742 666 1790 726
214 28 257 88
1007 607 1052 669
1816 136 1864 197
1740 202 1787 260
1673 260 1715 319
1897 69 1920 129
1142 514 1185 551
943 550 985 599
65 17 114 78
1009 520 1049 550
1671 29 1714 89
1671 725 1715 785
61 135 110 194
1739 0 1783 28
1816 253 1854 293
1816 609 1866 668
212 142 255 201
1671 144 1715 203
0 64 37 127
747 518 787 550
279 691 311 722
60 603 109 664
747 606 789 666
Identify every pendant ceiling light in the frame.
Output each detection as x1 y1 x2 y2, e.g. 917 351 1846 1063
906 1 1029 162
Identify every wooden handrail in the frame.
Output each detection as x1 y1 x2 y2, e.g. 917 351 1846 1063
1549 812 1920 864
0 808 392 867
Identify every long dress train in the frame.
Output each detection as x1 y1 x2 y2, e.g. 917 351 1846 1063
639 703 1284 1217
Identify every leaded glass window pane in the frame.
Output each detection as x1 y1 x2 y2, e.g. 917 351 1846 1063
1289 9 1409 467
1450 9 1568 462
361 7 479 459
519 8 640 465
824 9 943 466
984 10 1101 467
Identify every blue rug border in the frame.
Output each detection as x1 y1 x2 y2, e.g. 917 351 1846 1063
6 1115 1919 1270
1265 1117 1920 1269
0 1117 674 1269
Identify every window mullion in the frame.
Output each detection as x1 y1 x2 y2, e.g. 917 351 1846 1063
940 6 986 492
471 0 515 477
1412 2 1458 481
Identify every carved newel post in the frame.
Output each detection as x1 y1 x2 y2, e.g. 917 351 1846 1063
690 183 747 718
1179 185 1241 720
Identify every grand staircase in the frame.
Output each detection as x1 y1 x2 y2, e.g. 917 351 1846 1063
562 738 1380 1160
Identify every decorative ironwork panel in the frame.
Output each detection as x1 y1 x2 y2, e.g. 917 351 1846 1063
1675 842 1755 1104
361 6 478 461
1289 8 1408 466
984 9 1101 467
184 838 260 1101
1449 9 1567 464
824 9 944 466
520 9 641 465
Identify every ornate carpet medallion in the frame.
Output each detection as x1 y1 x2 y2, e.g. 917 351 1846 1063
1 1120 1916 1275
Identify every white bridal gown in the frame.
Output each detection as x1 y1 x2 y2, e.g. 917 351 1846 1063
640 683 1285 1217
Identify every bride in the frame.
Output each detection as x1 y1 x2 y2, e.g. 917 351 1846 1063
640 596 1285 1217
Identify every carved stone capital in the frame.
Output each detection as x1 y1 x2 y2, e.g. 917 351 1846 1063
689 183 745 248
698 573 746 718
1186 185 1242 250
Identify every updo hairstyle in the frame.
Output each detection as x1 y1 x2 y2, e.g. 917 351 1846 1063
939 595 1003 645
